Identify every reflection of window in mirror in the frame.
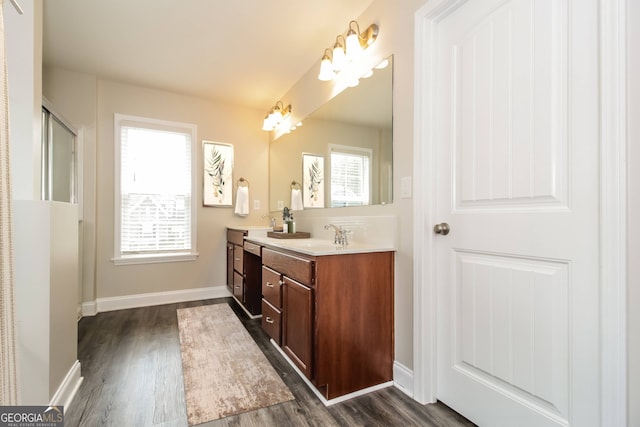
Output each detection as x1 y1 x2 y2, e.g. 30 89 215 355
329 144 371 207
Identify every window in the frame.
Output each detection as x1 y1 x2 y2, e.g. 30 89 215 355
114 114 197 264
329 144 372 207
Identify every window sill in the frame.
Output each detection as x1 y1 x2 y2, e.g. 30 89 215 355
112 252 199 266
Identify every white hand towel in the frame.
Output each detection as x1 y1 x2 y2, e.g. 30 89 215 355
234 186 249 216
291 188 303 211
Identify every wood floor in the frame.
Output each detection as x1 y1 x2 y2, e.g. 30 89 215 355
66 298 476 427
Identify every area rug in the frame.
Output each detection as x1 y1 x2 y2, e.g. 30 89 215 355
177 303 294 425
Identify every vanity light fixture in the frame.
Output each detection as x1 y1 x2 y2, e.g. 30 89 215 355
262 101 292 132
317 20 379 81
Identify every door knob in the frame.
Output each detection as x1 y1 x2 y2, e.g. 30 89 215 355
433 223 450 235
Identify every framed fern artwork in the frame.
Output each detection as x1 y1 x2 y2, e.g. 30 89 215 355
203 141 234 207
302 153 324 208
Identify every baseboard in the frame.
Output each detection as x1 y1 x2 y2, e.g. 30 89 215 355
81 301 97 317
270 339 393 406
393 361 414 398
49 360 83 410
81 286 231 315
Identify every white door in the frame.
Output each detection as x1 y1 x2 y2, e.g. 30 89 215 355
430 0 600 426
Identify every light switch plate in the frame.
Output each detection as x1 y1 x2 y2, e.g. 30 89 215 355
253 200 260 210
277 200 284 210
401 176 412 198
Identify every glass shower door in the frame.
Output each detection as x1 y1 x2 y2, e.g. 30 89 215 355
42 107 76 203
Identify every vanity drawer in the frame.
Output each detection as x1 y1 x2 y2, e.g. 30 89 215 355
227 229 245 246
261 299 282 345
233 246 244 272
262 266 282 309
262 248 314 285
244 241 262 257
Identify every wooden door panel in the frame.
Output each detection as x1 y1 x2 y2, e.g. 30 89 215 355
282 276 313 379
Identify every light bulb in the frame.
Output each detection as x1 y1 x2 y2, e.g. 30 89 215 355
345 30 363 61
318 56 335 81
332 45 346 71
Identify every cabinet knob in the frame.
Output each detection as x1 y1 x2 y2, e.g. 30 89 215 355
279 280 284 286
265 316 274 324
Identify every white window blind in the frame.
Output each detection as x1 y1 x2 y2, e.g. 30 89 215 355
330 145 371 207
115 115 197 263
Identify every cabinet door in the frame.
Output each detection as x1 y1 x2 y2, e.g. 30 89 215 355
283 276 313 379
233 271 244 302
226 243 234 291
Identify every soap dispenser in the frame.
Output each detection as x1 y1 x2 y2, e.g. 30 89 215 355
290 214 296 234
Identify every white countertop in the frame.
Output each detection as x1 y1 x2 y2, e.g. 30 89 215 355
244 235 395 256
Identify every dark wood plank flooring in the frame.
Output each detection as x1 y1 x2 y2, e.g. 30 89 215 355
65 298 476 427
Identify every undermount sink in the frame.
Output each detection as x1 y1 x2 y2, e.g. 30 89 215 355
281 239 343 251
244 235 395 256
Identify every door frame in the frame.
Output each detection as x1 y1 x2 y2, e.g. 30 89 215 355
411 0 628 425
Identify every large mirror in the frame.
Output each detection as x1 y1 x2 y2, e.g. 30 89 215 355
269 56 393 212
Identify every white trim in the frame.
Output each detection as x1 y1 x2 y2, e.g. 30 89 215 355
270 339 393 406
81 301 97 317
599 0 628 425
413 0 455 405
112 252 198 266
393 361 414 398
81 286 230 315
113 113 198 262
49 360 83 410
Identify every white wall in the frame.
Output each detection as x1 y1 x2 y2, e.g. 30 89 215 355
5 0 41 200
13 201 79 400
627 0 639 424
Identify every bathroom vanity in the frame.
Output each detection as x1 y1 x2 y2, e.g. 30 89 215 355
246 235 395 403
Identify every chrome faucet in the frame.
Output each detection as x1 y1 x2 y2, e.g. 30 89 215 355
262 214 276 228
324 224 350 247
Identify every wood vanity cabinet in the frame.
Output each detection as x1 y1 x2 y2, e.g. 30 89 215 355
226 228 262 317
260 245 394 401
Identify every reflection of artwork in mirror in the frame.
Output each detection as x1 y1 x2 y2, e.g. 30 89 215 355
203 141 233 206
302 153 324 208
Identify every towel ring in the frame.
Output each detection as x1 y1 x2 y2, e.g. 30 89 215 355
290 180 301 190
237 177 250 187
